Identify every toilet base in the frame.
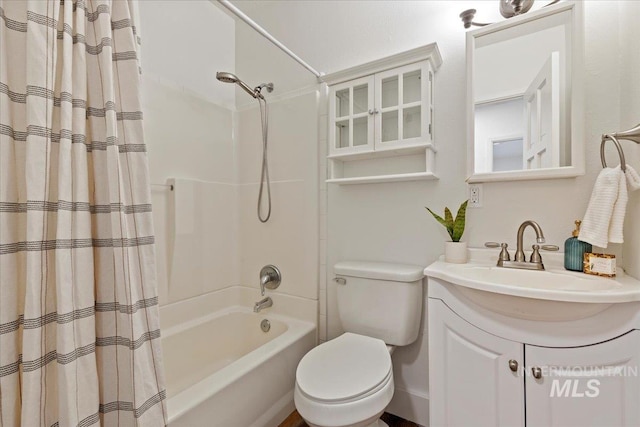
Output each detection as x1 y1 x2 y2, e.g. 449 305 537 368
304 417 389 427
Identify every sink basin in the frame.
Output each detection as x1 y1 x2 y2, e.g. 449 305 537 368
449 264 621 292
425 249 640 321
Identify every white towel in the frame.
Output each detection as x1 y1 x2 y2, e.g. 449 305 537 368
579 165 640 248
625 165 640 191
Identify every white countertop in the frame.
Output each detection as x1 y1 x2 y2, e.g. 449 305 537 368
424 248 640 304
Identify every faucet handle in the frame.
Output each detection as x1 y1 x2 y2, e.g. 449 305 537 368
487 242 510 261
530 244 543 263
541 245 559 251
498 243 511 261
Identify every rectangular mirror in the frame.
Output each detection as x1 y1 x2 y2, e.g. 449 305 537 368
466 2 584 183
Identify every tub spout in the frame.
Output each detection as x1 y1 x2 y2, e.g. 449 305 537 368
254 297 273 313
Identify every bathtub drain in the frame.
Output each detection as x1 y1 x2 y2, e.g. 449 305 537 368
260 319 271 333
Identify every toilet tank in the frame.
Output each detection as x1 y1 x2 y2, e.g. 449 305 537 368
334 261 424 346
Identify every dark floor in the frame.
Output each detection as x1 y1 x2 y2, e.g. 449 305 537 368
279 410 420 427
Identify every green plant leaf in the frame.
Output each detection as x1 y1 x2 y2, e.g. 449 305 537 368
425 207 448 229
444 207 455 240
452 200 468 242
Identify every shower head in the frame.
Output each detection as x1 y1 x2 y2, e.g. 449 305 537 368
216 71 238 84
216 71 260 99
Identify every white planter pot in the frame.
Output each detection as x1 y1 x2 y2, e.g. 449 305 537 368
445 241 468 264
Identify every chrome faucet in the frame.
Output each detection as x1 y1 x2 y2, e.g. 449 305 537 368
254 296 273 313
489 220 558 271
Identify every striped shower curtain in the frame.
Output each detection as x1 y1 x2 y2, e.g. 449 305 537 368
0 1 167 426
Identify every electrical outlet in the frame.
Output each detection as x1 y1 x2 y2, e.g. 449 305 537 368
468 184 483 208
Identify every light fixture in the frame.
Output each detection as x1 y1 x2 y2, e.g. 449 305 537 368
460 0 561 29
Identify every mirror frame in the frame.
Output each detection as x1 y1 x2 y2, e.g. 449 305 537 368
466 1 584 183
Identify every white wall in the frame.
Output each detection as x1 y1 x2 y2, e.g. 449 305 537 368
620 0 640 279
233 1 640 425
139 1 239 304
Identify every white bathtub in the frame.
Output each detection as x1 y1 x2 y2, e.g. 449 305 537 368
160 287 316 427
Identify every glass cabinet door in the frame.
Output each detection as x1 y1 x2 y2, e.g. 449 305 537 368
375 61 432 148
329 75 375 155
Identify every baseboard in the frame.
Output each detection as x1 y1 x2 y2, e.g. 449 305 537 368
386 387 430 427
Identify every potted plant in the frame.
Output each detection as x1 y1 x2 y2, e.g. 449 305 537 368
426 200 468 263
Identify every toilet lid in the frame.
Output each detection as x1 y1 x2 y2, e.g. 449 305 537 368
296 333 392 403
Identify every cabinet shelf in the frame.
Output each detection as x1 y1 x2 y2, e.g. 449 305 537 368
327 143 435 161
326 171 438 185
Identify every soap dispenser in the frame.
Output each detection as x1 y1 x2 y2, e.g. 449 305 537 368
564 220 592 272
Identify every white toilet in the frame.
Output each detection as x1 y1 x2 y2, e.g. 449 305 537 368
294 261 424 427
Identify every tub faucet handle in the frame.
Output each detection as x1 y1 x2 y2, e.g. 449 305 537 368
259 265 282 296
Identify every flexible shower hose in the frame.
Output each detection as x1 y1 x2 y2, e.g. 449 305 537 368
257 96 271 223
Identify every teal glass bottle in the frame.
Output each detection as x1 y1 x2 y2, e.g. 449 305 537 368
564 220 592 272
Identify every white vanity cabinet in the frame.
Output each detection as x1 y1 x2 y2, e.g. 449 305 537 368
428 278 640 427
324 44 442 185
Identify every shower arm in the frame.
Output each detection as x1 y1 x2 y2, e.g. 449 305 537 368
255 83 274 94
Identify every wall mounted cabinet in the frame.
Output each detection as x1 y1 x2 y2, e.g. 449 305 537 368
323 44 442 185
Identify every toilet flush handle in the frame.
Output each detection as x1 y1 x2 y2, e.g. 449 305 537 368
334 277 346 285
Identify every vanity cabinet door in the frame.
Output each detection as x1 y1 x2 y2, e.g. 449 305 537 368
525 330 640 427
429 300 524 427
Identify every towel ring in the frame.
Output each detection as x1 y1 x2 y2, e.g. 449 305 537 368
600 134 626 172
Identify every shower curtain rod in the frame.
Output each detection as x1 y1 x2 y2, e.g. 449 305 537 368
216 0 323 79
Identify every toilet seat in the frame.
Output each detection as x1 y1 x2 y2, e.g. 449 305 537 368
294 333 395 427
296 332 392 404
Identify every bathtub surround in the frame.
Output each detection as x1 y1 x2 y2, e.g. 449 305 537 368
237 90 320 303
141 1 319 314
139 1 238 305
140 2 320 424
0 1 166 425
164 178 239 302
